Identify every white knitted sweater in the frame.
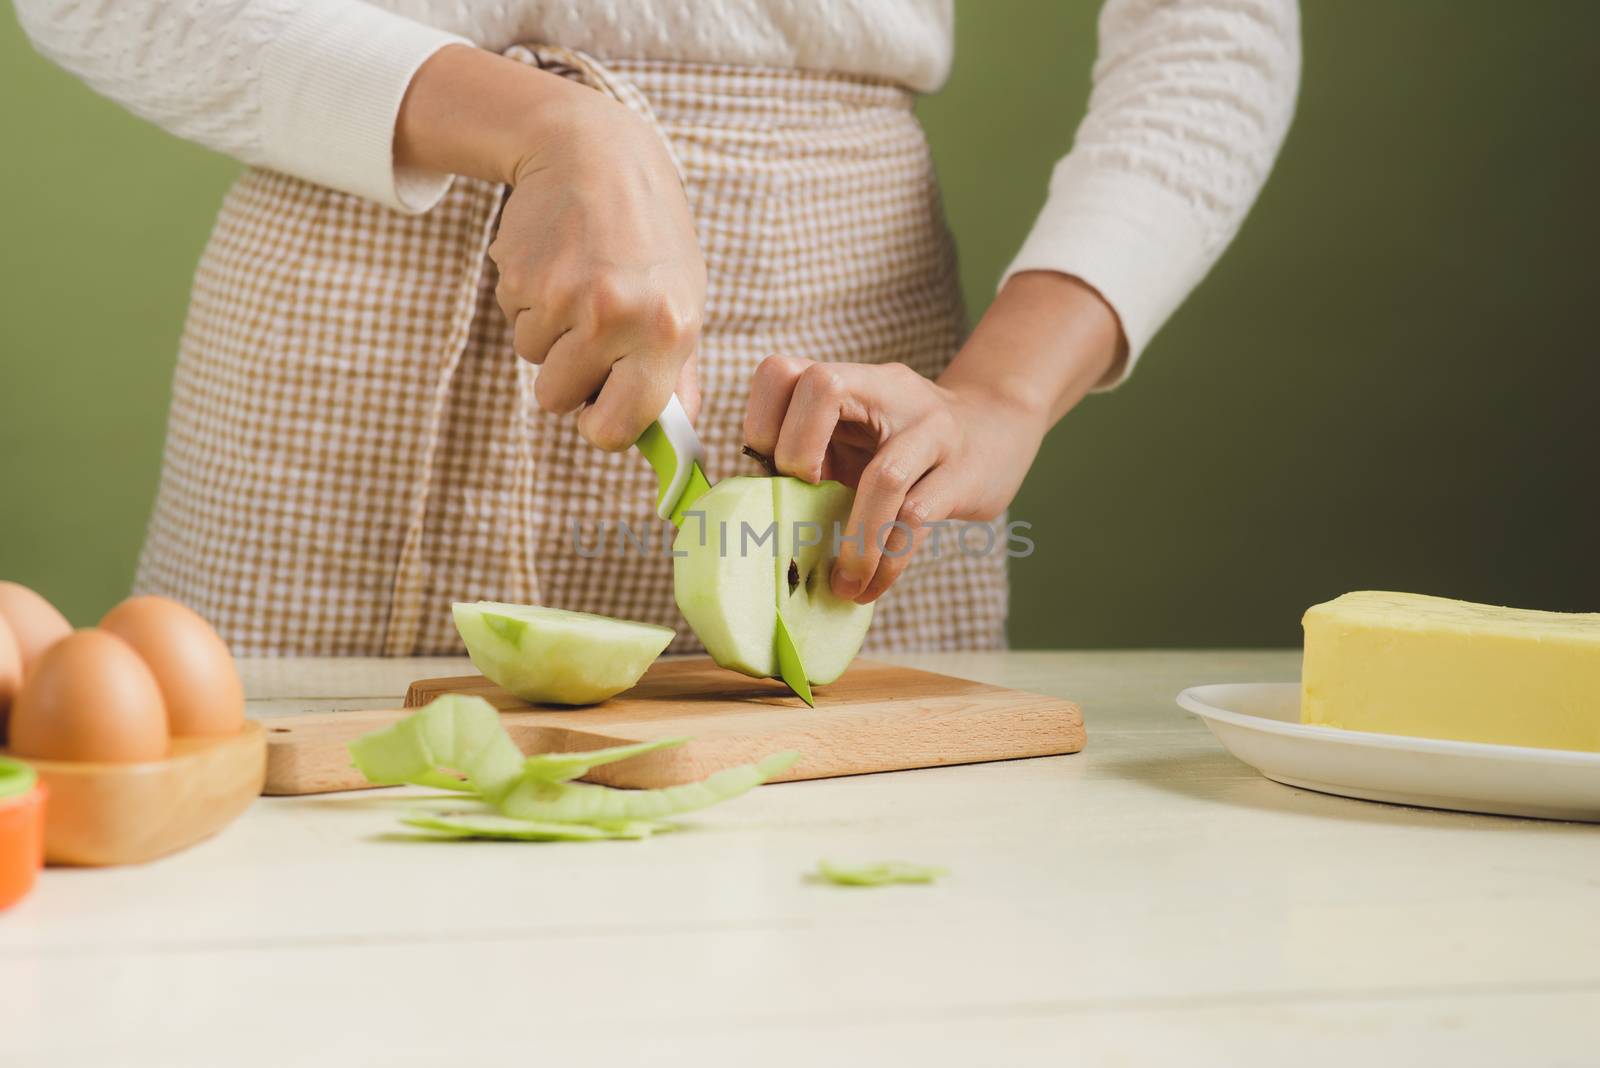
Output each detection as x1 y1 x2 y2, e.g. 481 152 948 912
14 0 1300 371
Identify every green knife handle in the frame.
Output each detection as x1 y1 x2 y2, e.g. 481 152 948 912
635 393 711 528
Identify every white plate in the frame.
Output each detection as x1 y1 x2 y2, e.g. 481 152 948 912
1176 682 1600 822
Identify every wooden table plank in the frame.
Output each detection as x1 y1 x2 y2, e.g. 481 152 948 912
3 651 1596 1066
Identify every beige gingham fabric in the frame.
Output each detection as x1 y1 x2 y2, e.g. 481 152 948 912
135 49 1009 657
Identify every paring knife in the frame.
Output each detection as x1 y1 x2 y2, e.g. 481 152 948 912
635 394 815 706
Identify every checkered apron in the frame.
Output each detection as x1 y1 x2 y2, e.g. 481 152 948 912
135 48 1010 657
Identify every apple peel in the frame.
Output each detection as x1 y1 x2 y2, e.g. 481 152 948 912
401 812 665 841
814 860 948 887
348 698 798 842
519 736 689 784
497 751 799 824
347 694 523 797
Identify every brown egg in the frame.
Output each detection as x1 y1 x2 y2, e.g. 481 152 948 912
99 596 244 738
0 617 20 725
0 582 71 678
10 630 169 763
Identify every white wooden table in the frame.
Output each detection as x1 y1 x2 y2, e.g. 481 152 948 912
4 652 1597 1066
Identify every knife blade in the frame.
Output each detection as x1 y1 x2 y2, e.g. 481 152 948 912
773 615 815 707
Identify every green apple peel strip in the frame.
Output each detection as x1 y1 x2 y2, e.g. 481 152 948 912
519 736 689 783
347 694 525 797
401 813 664 841
814 860 948 886
348 696 799 841
496 751 799 823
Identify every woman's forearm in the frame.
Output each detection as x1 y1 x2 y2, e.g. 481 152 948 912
394 44 591 185
993 0 1298 373
937 270 1127 435
16 0 470 212
404 45 709 451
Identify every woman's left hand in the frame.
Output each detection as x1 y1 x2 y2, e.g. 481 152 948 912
743 271 1124 604
743 357 1047 604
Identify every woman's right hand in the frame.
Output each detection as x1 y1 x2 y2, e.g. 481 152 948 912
397 46 706 450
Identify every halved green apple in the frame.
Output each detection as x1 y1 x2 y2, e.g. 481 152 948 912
452 602 674 706
673 476 873 686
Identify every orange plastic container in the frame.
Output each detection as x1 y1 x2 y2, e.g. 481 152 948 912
0 777 46 909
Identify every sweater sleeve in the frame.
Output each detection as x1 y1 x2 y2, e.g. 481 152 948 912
1000 0 1301 385
13 0 470 213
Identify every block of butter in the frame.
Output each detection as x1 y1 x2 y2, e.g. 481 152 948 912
1302 591 1600 752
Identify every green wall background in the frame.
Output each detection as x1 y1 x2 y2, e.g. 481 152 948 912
3 2 1597 645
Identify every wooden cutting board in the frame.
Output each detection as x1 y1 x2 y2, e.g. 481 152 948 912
261 658 1084 795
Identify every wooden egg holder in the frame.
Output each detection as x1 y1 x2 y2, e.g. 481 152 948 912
0 721 266 866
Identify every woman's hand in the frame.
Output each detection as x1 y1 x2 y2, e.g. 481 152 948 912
396 46 706 450
744 271 1124 603
744 357 1046 603
489 90 705 449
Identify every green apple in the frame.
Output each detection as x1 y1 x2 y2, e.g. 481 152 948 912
452 601 674 706
673 476 873 685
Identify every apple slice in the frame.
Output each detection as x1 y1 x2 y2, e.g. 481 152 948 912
672 477 777 677
673 476 873 685
452 601 674 706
